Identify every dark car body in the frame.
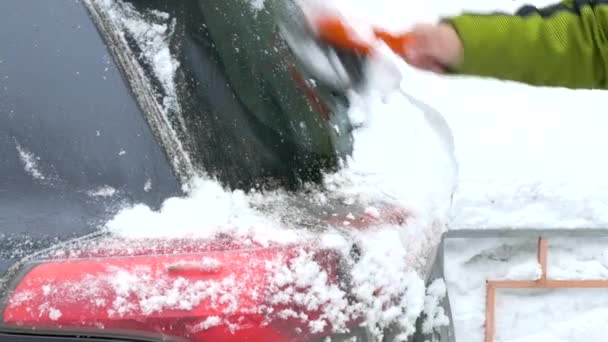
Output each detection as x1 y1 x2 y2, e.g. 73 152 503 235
1 0 355 275
0 0 359 340
0 0 183 276
0 1 453 341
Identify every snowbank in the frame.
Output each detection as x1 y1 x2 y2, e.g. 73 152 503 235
322 0 608 341
445 236 608 342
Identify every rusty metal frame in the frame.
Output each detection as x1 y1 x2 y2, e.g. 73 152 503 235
412 229 608 342
484 236 608 342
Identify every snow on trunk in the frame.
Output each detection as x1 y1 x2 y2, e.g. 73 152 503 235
91 0 459 339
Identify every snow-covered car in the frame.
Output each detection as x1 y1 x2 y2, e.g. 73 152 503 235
0 1 456 341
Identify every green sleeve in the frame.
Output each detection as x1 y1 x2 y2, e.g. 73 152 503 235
445 0 608 89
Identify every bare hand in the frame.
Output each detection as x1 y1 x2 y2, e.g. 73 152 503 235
402 23 463 73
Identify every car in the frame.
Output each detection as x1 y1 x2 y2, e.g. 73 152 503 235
0 1 451 341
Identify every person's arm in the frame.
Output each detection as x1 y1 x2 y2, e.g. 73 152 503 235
443 0 608 89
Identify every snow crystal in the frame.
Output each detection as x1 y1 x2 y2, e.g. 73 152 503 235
168 257 223 273
249 0 266 11
201 257 222 271
8 291 35 307
309 319 327 334
149 9 170 20
265 249 353 334
364 206 380 218
97 0 181 114
319 231 350 253
48 308 62 321
349 229 427 338
191 316 222 332
106 179 306 246
105 267 243 318
42 285 52 296
144 178 152 192
15 141 46 181
421 279 450 334
87 186 117 198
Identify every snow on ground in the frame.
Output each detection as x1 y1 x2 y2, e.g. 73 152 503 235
283 1 608 339
327 0 608 229
409 74 608 230
444 235 608 342
343 0 608 341
99 0 608 341
317 0 608 340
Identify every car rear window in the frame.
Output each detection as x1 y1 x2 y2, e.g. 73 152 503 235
0 0 181 244
89 0 355 191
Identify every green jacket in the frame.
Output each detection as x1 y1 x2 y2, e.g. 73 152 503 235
446 0 608 89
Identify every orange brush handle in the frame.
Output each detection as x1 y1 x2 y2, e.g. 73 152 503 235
314 15 414 56
315 16 374 55
374 29 415 56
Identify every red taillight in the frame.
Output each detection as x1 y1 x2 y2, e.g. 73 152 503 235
1 244 352 342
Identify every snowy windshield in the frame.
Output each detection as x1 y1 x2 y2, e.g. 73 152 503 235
87 0 457 257
89 0 359 191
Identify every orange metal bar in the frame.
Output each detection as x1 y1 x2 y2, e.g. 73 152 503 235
373 29 415 56
315 16 373 55
314 15 415 57
538 237 548 283
484 237 608 342
487 279 608 289
485 283 496 342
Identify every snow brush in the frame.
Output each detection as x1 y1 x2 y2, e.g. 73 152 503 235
313 15 416 58
276 1 415 92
